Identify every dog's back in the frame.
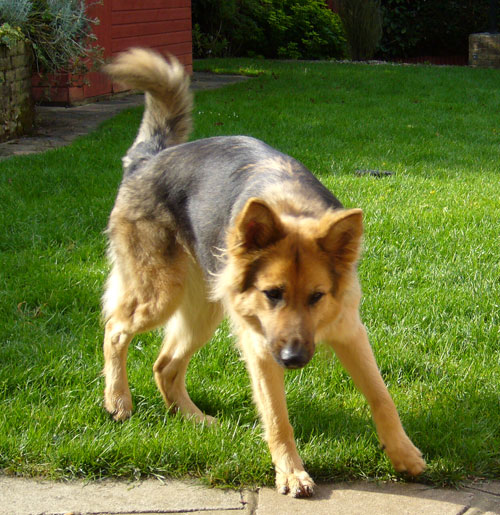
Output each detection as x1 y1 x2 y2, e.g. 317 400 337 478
105 49 343 276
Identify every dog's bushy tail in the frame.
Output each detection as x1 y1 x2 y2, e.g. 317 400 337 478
104 48 193 172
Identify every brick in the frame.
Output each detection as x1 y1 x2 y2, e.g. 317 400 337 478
11 79 23 94
16 90 32 105
4 69 15 82
14 40 26 55
11 54 29 68
15 66 30 81
7 48 19 59
0 55 9 69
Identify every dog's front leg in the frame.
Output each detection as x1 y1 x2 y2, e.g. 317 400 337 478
239 330 314 497
328 322 426 476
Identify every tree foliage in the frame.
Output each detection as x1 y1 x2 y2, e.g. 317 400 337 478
192 0 347 59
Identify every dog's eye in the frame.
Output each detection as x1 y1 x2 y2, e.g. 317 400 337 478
308 291 324 306
263 288 284 304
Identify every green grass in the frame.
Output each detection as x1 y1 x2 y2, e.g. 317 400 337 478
1 59 499 487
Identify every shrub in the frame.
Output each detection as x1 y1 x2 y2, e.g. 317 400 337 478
378 0 490 59
0 23 26 48
0 0 31 27
270 0 347 59
339 0 383 60
192 0 262 58
192 0 347 60
0 0 101 75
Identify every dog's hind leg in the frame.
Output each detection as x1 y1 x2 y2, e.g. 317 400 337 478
102 217 188 421
103 311 134 421
153 262 223 424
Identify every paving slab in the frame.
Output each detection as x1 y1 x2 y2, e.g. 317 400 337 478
1 477 499 515
0 95 143 158
257 481 500 515
463 481 500 515
0 476 253 515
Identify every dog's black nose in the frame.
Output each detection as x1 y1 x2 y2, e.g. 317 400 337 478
279 340 310 369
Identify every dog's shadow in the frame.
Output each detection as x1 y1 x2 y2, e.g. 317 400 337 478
190 366 382 452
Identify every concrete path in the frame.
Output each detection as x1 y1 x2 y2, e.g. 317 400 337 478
1 71 499 515
1 476 499 514
0 72 249 160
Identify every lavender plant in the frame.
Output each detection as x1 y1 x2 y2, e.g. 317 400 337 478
0 0 101 75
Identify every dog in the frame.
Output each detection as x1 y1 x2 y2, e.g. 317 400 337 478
101 48 425 497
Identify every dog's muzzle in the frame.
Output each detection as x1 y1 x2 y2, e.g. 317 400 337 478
277 339 312 369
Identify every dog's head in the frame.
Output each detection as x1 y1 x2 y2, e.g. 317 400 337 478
219 198 363 369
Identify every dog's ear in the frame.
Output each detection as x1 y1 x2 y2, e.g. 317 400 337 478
235 198 285 251
317 209 363 269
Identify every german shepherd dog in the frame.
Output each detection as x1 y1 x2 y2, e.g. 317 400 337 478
102 49 425 497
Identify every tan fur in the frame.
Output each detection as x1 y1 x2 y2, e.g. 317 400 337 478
101 48 425 499
103 48 192 168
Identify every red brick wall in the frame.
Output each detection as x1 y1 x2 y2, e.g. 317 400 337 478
110 0 192 68
32 0 192 104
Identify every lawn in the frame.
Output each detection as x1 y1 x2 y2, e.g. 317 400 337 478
0 59 499 487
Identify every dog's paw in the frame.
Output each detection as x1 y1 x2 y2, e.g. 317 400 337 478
383 435 426 476
185 412 218 426
276 470 315 498
201 414 218 426
104 392 132 421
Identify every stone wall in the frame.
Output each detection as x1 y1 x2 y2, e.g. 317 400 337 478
0 41 34 142
469 33 500 68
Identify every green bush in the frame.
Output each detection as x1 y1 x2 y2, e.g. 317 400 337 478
0 23 26 48
0 0 101 74
378 0 490 58
192 0 261 57
272 0 347 59
192 0 347 60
